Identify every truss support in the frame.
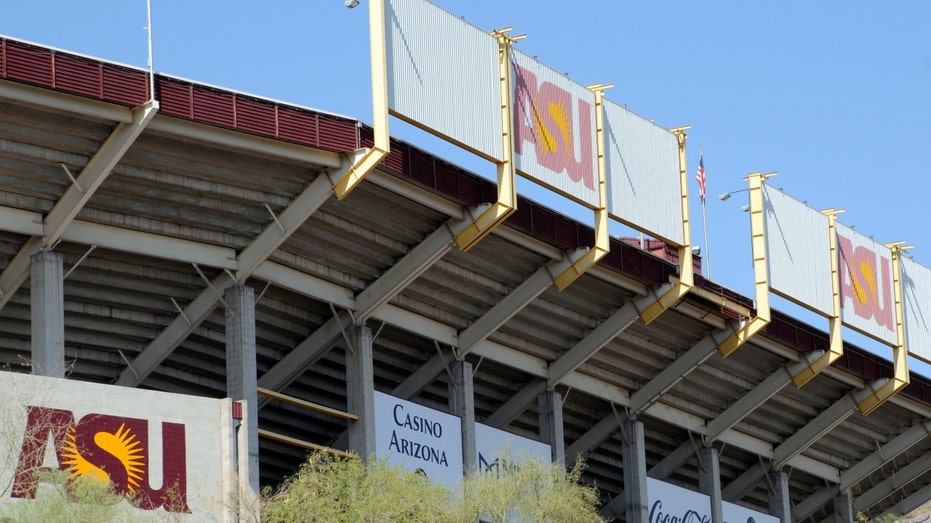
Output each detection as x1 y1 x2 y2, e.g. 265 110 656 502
454 28 523 251
793 209 845 387
639 126 694 324
718 172 775 356
857 242 911 415
553 84 612 290
333 0 389 199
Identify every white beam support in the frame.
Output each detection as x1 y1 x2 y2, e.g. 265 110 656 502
44 100 159 248
852 451 931 515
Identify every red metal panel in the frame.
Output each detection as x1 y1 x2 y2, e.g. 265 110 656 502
234 96 277 136
192 86 235 127
157 78 194 119
380 139 407 176
54 53 103 98
102 64 148 106
317 114 358 152
278 106 319 146
2 39 8 78
5 41 52 86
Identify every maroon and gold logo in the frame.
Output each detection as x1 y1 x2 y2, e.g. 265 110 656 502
12 406 190 513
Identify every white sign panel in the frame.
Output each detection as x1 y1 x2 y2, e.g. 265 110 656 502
763 184 834 315
647 477 712 523
512 49 600 208
374 391 463 487
0 372 234 522
836 223 898 346
385 0 502 161
604 99 684 246
723 500 779 523
475 423 550 473
902 256 931 362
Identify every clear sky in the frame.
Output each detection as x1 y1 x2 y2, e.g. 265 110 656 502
4 1 931 373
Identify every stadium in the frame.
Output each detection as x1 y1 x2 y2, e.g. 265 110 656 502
2 1 931 521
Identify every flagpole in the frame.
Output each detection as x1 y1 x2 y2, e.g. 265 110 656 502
699 144 711 279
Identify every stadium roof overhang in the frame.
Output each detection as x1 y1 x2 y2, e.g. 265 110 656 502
2 37 931 521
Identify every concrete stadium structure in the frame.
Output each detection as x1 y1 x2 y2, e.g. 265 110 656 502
2 30 931 522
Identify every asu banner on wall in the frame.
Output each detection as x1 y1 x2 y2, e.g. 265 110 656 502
0 371 235 522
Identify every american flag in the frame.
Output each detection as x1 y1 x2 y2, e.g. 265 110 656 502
696 153 706 203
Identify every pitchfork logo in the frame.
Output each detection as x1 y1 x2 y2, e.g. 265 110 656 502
12 406 190 513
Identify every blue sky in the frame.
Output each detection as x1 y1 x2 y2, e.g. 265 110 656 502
4 1 931 372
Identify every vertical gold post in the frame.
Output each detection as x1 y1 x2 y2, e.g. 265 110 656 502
333 0 390 199
454 28 523 251
858 242 911 415
553 83 613 290
639 126 694 324
718 172 774 356
793 209 845 387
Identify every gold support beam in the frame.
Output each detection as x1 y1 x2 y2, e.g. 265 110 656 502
718 172 775 356
858 242 912 415
553 83 613 290
333 0 390 199
793 209 845 387
454 28 524 251
639 126 694 324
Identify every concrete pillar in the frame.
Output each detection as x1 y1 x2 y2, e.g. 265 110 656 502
622 417 649 523
699 447 723 523
225 285 258 494
346 324 376 459
538 389 565 465
31 250 65 378
768 470 792 523
834 490 854 523
449 360 476 473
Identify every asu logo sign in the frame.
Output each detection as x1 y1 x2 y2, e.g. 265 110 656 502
512 52 598 207
837 232 895 340
12 406 190 513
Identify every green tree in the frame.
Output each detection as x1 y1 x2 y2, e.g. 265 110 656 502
0 470 145 523
262 451 604 523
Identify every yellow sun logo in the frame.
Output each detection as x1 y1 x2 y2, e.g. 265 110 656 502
852 261 876 305
59 423 146 495
530 97 572 160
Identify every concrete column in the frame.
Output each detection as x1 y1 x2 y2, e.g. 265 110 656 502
768 470 791 523
346 324 376 459
834 490 854 523
449 360 476 473
31 250 65 378
538 389 565 465
699 447 723 523
622 417 649 523
225 285 258 494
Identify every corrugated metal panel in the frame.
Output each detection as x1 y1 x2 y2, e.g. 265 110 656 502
317 114 358 152
54 53 103 98
157 77 194 119
101 64 148 106
763 184 833 315
385 0 502 161
5 40 52 86
836 222 897 346
278 106 319 146
603 99 683 246
192 86 235 127
901 257 931 361
234 96 277 136
511 50 599 208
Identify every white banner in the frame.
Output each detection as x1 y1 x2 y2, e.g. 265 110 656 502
475 424 550 473
374 391 463 487
0 372 234 522
902 256 931 362
836 223 898 346
511 49 600 208
763 184 834 315
723 500 779 523
647 476 712 523
604 99 684 246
